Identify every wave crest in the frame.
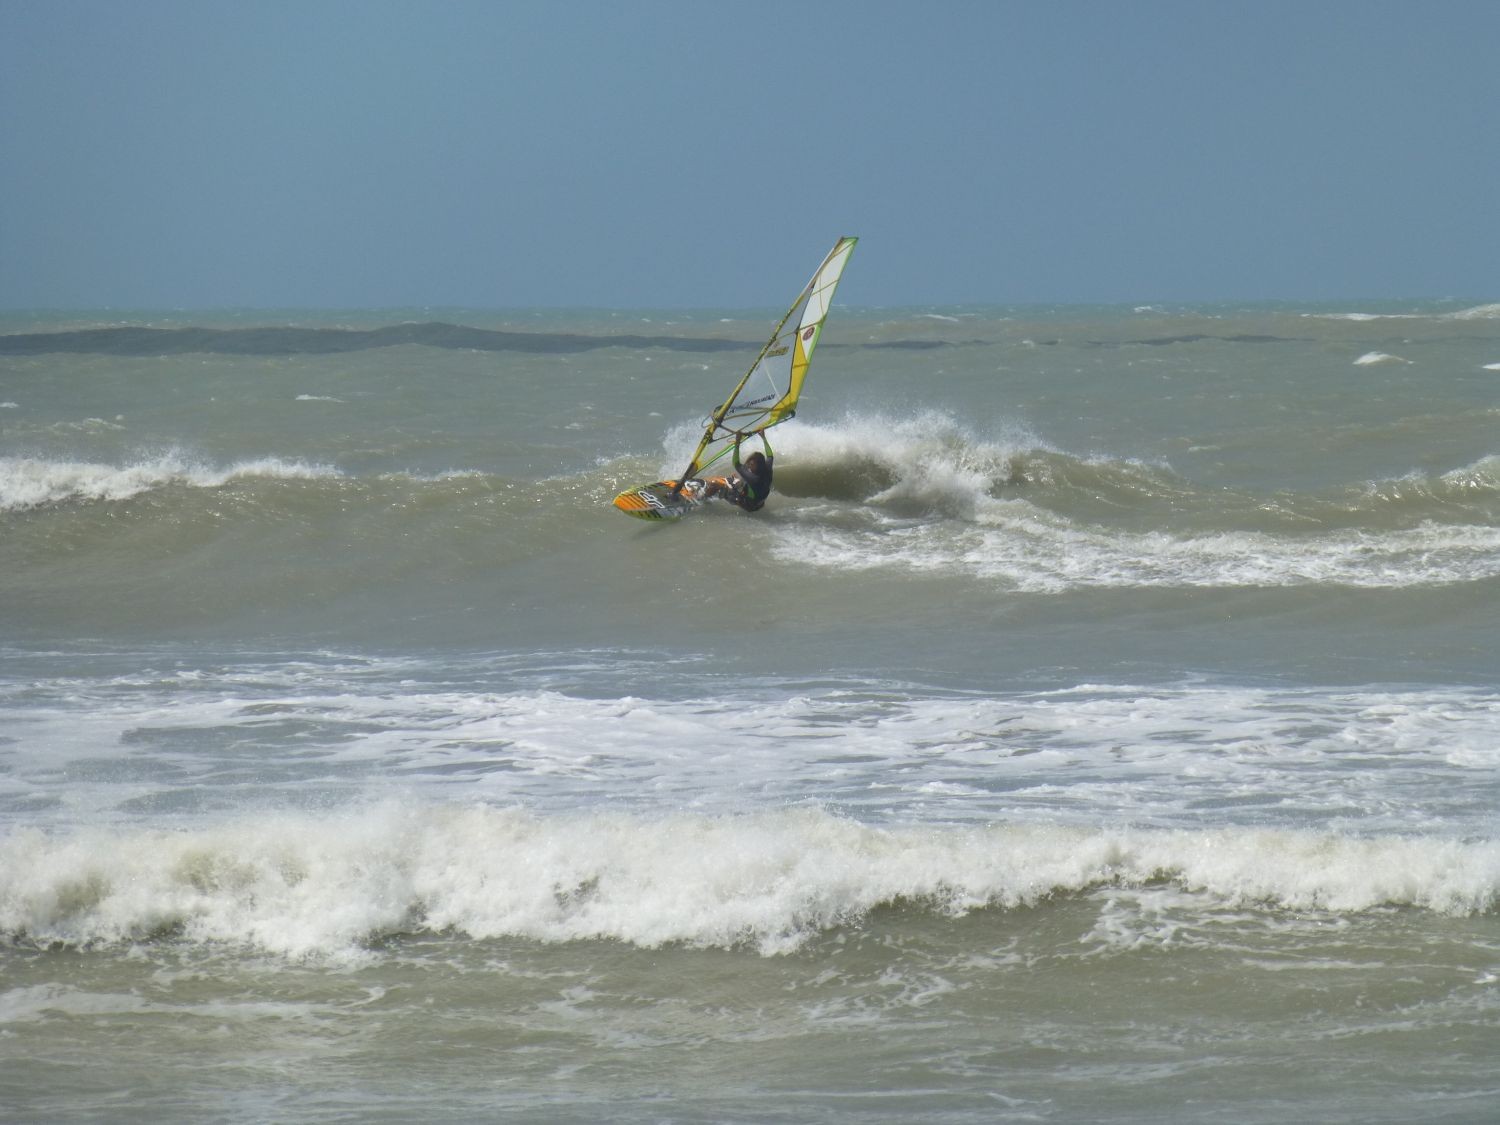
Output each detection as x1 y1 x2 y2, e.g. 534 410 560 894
0 454 342 512
769 412 1181 521
2 807 1494 958
1362 456 1500 508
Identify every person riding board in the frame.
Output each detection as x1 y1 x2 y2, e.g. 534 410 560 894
705 433 774 511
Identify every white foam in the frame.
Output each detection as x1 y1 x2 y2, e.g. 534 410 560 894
1354 352 1411 366
7 663 1495 838
294 394 344 403
0 454 343 511
1483 363 1500 372
797 411 1050 513
374 469 487 483
50 416 126 432
1 807 1493 958
6 644 1499 954
775 511 1500 591
0 983 150 1023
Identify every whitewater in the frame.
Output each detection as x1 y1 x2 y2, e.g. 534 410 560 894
3 300 1499 1122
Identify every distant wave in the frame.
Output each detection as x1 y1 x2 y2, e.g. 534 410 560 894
1 805 1493 957
1306 302 1500 322
1116 333 1306 346
0 321 955 358
0 321 758 358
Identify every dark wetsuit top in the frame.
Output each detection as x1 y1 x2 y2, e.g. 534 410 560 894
729 454 773 512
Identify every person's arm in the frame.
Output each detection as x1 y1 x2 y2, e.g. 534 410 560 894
761 432 774 462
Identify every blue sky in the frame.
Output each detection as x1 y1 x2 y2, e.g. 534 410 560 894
2 0 1496 308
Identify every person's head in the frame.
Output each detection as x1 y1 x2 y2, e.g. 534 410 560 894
744 451 766 471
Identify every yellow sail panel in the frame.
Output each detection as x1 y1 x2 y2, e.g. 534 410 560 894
766 326 813 428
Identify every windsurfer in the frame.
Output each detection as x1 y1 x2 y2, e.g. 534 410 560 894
611 237 854 521
705 434 774 511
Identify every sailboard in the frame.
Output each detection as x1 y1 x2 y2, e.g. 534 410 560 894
613 236 858 520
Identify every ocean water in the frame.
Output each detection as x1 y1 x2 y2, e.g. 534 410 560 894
2 301 1499 1122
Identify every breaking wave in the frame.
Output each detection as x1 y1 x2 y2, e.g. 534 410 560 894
2 806 1494 958
758 416 1500 590
0 454 341 512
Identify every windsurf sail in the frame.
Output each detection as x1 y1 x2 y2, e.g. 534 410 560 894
671 236 857 490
